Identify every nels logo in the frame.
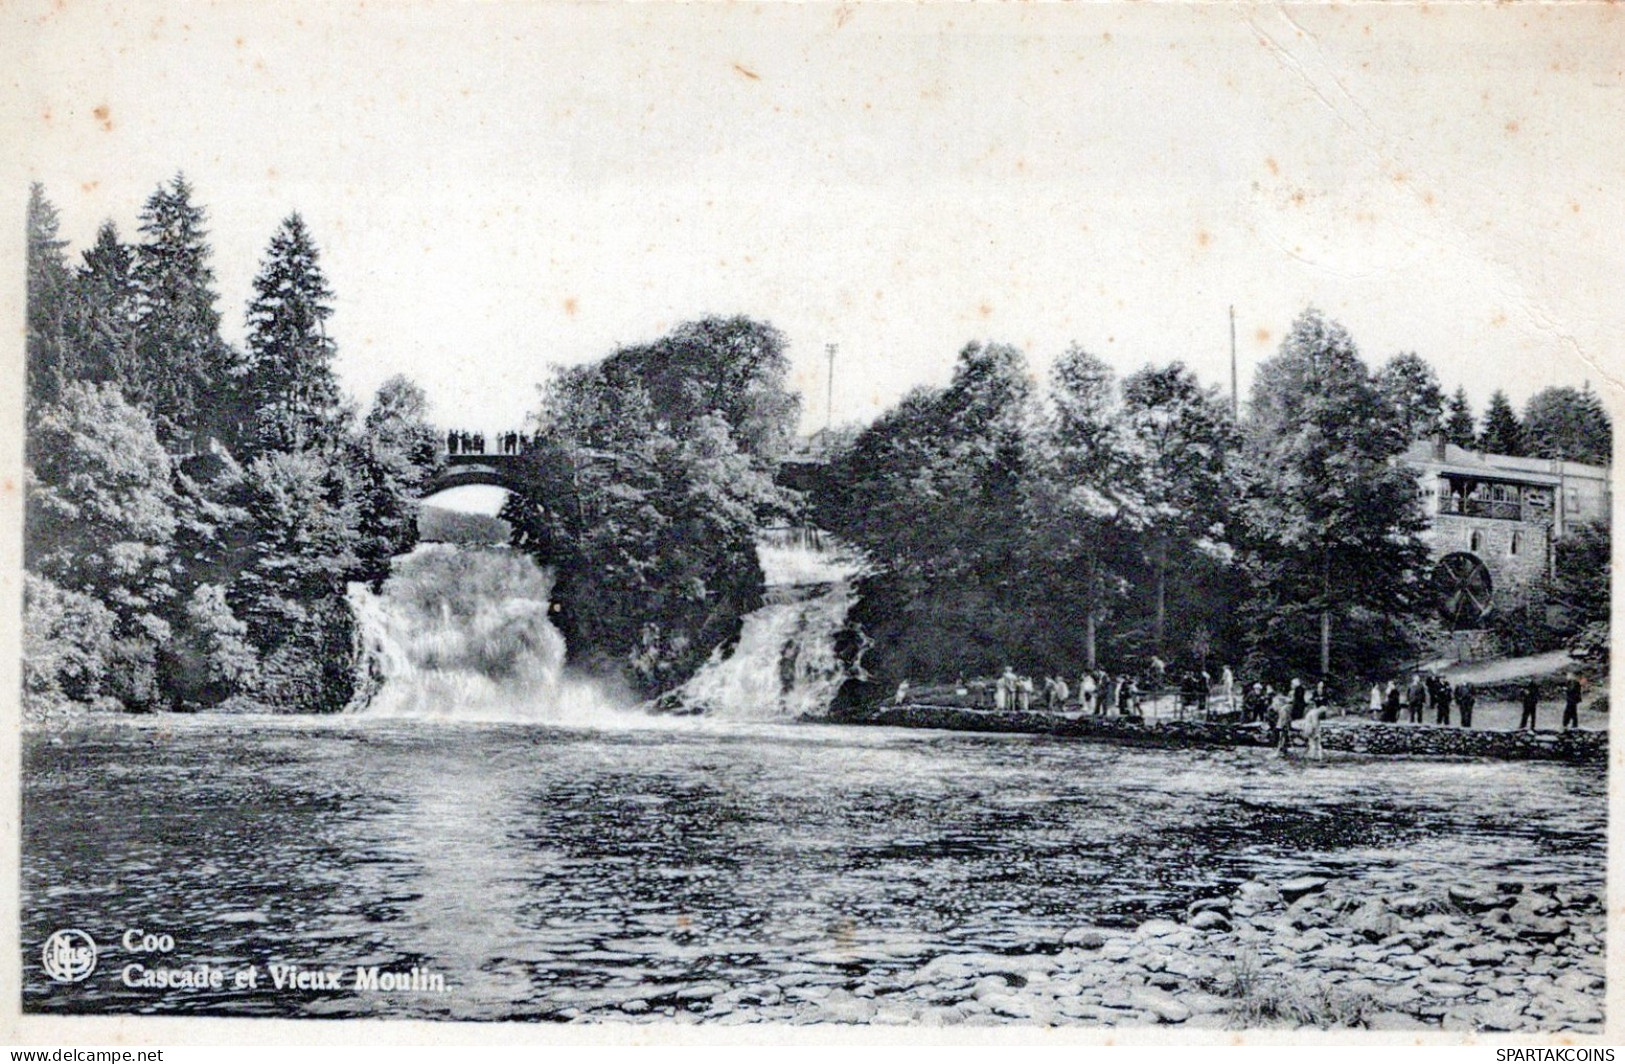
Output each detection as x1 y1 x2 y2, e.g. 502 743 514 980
41 929 97 983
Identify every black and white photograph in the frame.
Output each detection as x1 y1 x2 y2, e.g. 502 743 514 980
6 0 1618 1043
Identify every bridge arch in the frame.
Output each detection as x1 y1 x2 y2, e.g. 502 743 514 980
422 454 531 497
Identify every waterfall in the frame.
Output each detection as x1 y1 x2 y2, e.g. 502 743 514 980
671 531 866 720
348 531 863 724
347 544 622 722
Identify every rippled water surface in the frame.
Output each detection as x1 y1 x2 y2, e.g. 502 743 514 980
22 716 1605 1020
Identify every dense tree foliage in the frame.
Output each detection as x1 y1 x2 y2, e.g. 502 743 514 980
69 222 140 389
1232 309 1432 681
1375 352 1444 443
817 342 1051 694
23 176 1611 716
1119 362 1240 653
242 213 347 455
22 181 439 717
501 317 798 697
1522 385 1612 465
1443 386 1477 449
131 175 244 444
26 184 74 418
1479 389 1524 457
25 383 181 708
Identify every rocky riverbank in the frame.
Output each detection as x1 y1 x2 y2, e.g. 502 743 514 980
571 873 1603 1030
834 703 1607 763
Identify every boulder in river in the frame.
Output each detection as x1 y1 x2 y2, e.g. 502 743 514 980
1279 875 1330 903
1062 927 1108 949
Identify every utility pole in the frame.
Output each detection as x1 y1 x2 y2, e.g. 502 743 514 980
825 342 838 439
1229 304 1238 420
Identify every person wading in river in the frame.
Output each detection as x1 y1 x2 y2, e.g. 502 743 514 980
1303 701 1326 761
1274 690 1295 754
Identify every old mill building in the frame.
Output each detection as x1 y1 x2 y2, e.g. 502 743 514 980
1401 437 1611 631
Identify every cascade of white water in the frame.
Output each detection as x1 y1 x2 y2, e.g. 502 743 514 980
347 544 623 722
673 533 866 720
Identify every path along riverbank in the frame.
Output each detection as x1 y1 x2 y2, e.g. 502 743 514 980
833 704 1607 763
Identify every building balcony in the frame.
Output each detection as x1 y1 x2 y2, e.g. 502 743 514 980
1439 497 1525 521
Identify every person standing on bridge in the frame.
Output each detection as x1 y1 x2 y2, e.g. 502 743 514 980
446 429 458 455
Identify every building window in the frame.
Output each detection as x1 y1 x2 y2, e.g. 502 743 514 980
1510 531 1521 556
1470 530 1484 553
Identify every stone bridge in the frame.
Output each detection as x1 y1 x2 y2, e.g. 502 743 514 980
423 437 833 500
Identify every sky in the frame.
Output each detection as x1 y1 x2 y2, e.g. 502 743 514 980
8 2 1623 441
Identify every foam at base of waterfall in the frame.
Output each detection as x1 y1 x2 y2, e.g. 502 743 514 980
348 544 630 725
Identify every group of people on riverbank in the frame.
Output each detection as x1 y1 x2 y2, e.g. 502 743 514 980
983 668 1150 716
1372 673 1478 727
1366 672 1585 730
891 665 1592 740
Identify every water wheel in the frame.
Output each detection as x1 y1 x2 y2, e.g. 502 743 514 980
1432 551 1494 629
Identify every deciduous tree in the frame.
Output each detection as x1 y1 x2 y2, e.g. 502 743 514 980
1120 362 1240 653
1236 309 1431 679
1522 384 1611 465
1375 352 1445 442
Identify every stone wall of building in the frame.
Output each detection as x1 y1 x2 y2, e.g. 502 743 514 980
1423 513 1550 607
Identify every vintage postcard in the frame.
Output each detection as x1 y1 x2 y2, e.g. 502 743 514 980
3 0 1619 1048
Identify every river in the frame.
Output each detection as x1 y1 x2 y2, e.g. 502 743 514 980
21 542 1607 1025
21 713 1604 1022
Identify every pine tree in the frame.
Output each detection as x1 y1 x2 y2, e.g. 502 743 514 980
70 221 139 389
26 183 73 415
1478 389 1524 456
132 174 236 444
1443 386 1477 449
242 213 346 455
